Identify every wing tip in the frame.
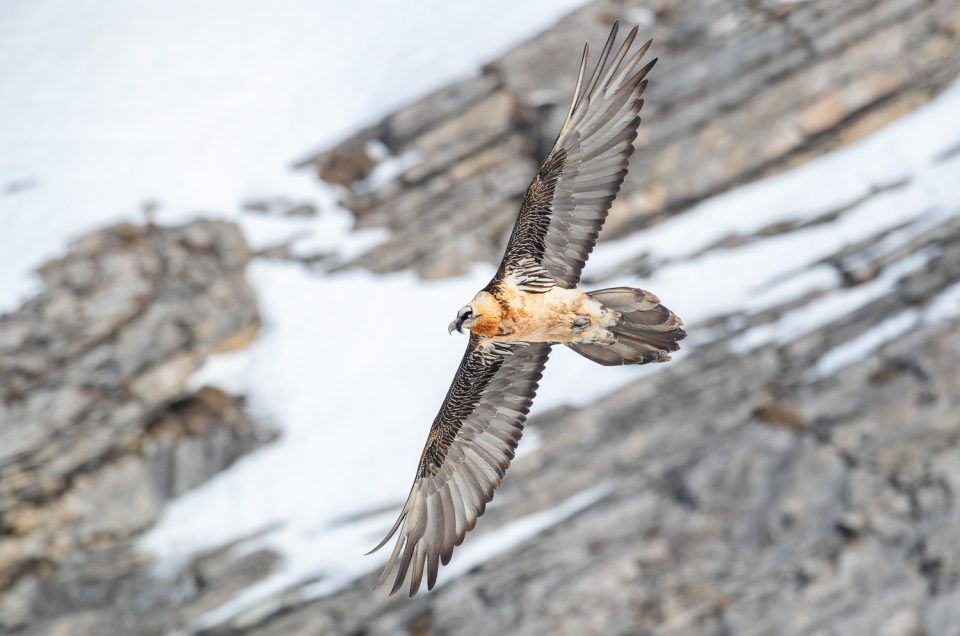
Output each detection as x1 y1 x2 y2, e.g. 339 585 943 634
366 509 407 555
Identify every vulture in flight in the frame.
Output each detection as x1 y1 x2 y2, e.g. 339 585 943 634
369 21 685 596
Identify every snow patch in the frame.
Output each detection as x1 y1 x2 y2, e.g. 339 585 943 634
813 280 960 377
814 310 921 377
745 265 839 313
731 249 935 354
925 281 960 323
0 0 588 311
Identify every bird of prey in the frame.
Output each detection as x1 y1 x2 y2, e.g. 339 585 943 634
369 21 685 596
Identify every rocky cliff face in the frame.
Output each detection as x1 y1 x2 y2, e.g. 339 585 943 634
0 221 272 632
2 0 960 634
244 233 960 636
304 0 960 279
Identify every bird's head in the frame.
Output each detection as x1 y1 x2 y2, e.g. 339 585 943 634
448 291 502 336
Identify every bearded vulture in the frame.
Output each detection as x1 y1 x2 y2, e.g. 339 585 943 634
369 21 685 596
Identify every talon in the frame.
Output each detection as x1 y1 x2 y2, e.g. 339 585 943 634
572 316 591 333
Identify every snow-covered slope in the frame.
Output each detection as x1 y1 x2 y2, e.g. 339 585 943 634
3 0 959 628
0 0 586 309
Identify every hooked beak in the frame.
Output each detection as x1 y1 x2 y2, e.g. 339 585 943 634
449 307 474 334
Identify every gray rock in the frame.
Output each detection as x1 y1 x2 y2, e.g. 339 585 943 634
385 73 501 148
72 458 162 547
0 220 272 633
0 220 260 518
924 586 960 636
300 0 960 279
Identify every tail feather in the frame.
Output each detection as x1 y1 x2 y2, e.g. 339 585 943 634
568 286 685 366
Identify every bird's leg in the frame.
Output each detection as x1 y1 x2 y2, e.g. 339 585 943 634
572 315 591 333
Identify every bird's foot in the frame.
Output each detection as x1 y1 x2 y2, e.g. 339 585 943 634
591 330 617 345
572 316 591 333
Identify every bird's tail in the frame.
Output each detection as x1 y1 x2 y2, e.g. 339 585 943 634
568 287 685 366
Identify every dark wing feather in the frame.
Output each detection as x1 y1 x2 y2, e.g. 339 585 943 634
369 335 550 596
494 21 656 289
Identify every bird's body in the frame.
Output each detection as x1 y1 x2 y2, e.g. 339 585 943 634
466 281 617 344
369 21 686 596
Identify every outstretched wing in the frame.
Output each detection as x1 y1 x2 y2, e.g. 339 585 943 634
369 335 550 596
495 22 656 290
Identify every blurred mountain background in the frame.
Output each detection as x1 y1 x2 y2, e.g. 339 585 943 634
1 0 960 634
